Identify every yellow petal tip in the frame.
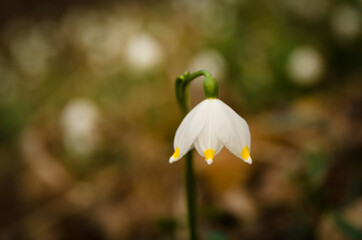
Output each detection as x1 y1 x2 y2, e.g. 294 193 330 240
241 146 251 162
204 149 215 164
172 147 180 159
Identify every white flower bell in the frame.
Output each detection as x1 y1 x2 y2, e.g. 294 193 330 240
169 98 252 165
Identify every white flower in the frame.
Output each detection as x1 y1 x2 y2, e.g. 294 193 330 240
330 5 361 42
287 46 325 86
170 99 252 165
61 98 100 156
125 33 164 71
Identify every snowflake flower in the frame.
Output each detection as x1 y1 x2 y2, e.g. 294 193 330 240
170 98 251 165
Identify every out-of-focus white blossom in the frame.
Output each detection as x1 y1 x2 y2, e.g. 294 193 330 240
124 33 164 71
188 49 226 81
61 98 101 156
330 5 360 42
61 11 141 67
287 46 325 86
5 22 56 78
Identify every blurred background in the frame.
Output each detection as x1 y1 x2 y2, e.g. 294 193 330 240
0 0 361 239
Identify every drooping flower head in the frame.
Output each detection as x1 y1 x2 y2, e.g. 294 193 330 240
170 72 252 165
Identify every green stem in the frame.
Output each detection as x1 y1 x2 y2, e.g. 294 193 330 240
175 70 215 240
185 151 196 240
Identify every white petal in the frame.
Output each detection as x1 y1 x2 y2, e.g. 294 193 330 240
213 99 252 164
169 100 208 163
194 99 223 164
